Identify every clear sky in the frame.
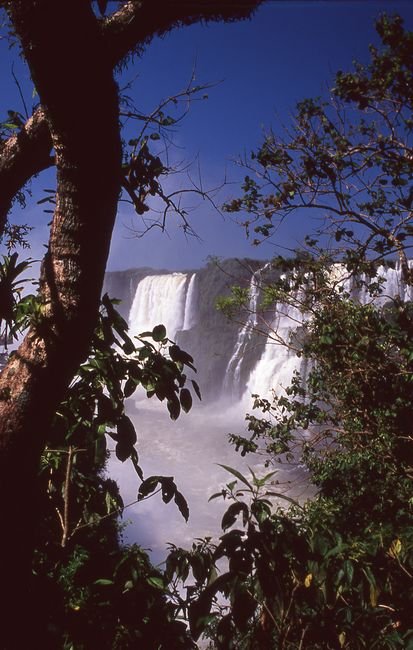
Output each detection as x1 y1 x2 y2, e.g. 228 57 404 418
1 1 413 271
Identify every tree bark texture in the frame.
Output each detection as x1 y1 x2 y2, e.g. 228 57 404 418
0 1 121 641
0 106 53 232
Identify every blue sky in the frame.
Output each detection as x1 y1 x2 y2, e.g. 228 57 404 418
1 1 413 271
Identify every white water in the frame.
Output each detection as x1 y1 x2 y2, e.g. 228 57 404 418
111 400 305 562
129 273 189 340
224 266 266 397
111 268 309 559
329 262 413 305
374 263 413 304
245 262 413 400
182 273 198 331
245 287 306 400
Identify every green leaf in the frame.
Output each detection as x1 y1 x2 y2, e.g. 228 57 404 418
105 490 113 514
146 576 164 589
208 491 225 502
116 414 137 446
93 578 114 586
167 395 180 420
343 559 354 585
189 592 214 640
115 441 131 462
152 323 166 341
138 476 161 500
221 502 249 531
251 499 271 523
180 388 192 413
191 379 202 401
169 344 196 370
94 435 107 464
121 334 135 355
130 448 144 480
217 464 253 490
136 330 153 339
174 490 189 522
258 470 277 485
362 566 378 606
160 476 176 503
123 377 137 399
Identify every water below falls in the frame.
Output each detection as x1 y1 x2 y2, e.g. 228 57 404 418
109 398 307 563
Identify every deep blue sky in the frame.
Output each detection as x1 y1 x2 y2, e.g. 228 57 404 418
1 1 413 271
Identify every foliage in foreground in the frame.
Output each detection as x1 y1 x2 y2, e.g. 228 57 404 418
173 282 413 649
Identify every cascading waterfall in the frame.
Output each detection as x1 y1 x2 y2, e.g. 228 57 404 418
223 266 265 396
182 273 198 331
125 261 413 403
126 265 305 402
128 273 190 341
244 261 413 399
244 282 307 400
374 263 413 305
327 262 413 305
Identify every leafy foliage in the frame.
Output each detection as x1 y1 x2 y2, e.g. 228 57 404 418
0 252 32 342
167 277 413 647
26 293 201 647
171 470 413 649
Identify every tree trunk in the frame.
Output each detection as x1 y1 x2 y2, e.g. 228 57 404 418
0 2 121 642
0 2 265 642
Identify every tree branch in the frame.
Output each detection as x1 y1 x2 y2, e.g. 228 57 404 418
102 0 265 67
0 106 53 235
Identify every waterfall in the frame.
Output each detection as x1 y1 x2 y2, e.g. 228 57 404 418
244 286 306 400
327 262 413 305
325 262 413 306
120 259 413 404
128 273 189 341
182 273 198 331
374 263 413 305
224 264 268 396
244 261 413 400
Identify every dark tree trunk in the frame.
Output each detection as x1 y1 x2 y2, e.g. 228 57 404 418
0 2 121 642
